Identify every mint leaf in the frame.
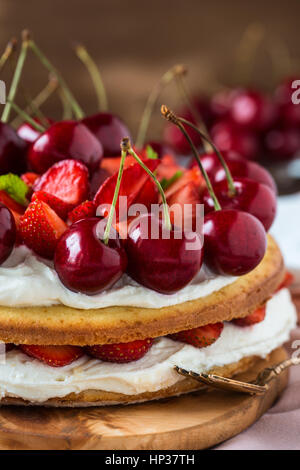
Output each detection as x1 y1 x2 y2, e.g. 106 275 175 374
0 174 29 206
145 145 158 160
160 170 183 190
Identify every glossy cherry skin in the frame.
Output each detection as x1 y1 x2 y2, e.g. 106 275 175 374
229 89 277 131
204 209 267 276
54 218 127 295
264 126 300 162
0 123 27 175
211 120 260 161
126 213 203 294
0 203 16 265
202 177 277 231
27 120 104 174
17 118 54 146
82 112 131 157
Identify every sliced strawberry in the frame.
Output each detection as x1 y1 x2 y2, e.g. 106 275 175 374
156 154 184 182
68 200 96 224
94 159 159 220
20 344 84 367
33 160 89 211
32 191 70 220
169 323 224 348
232 305 266 327
0 190 26 214
166 181 202 231
86 338 153 363
276 271 294 292
19 200 67 259
21 172 39 189
100 155 139 176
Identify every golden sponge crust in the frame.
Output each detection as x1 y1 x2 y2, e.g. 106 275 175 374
0 236 284 346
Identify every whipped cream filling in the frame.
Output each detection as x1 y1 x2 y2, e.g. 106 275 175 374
0 245 237 309
0 288 296 402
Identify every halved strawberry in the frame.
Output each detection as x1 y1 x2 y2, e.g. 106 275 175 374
0 190 25 228
166 181 202 231
19 200 67 258
20 344 84 367
68 200 96 224
33 159 89 211
94 159 159 220
156 154 184 182
86 338 153 363
32 191 70 220
276 271 294 292
232 305 266 327
169 323 224 348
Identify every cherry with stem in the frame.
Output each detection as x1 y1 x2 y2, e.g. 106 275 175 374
135 64 187 150
75 43 108 112
1 31 30 123
161 105 221 211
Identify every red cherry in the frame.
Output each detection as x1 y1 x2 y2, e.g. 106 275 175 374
0 203 16 265
0 123 27 175
126 213 203 294
264 126 300 162
82 112 131 157
17 118 54 145
204 210 267 276
163 108 203 155
275 77 299 105
202 177 277 231
230 89 277 131
211 120 260 161
54 218 127 295
27 120 103 174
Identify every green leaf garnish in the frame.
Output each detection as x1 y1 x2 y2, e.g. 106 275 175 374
0 174 29 206
160 170 183 190
145 145 158 160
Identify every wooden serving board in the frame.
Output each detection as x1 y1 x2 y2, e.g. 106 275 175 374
0 347 288 450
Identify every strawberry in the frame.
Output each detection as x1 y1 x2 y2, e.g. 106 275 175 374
232 305 266 327
86 338 153 363
21 172 39 189
0 190 25 228
94 159 159 221
166 181 202 231
20 344 84 367
68 200 96 224
169 323 224 348
276 271 294 292
32 191 70 220
19 200 67 259
33 160 89 211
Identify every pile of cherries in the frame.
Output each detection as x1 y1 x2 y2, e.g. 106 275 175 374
164 78 300 164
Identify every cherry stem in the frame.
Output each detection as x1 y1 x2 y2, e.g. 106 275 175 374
103 141 128 246
59 88 73 120
11 75 58 128
174 71 211 154
161 105 221 212
135 64 187 150
1 32 29 123
179 116 236 197
0 37 17 72
75 44 108 112
28 36 84 119
8 101 46 132
124 138 172 230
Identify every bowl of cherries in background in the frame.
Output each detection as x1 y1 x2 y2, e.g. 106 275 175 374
0 29 297 296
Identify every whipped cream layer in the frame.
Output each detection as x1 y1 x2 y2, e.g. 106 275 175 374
0 288 296 403
0 245 237 309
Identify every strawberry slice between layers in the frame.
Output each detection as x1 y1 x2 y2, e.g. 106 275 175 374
20 345 84 367
19 200 67 259
86 339 153 363
232 305 266 327
33 159 90 212
169 323 224 348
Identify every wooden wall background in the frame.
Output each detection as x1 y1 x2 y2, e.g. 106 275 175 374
0 0 300 140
